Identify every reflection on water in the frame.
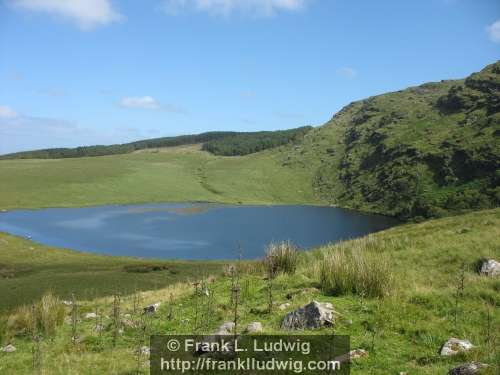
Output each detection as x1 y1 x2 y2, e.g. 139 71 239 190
0 203 398 260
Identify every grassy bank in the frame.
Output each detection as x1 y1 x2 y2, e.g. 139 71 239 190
1 208 498 374
0 231 223 313
0 145 319 210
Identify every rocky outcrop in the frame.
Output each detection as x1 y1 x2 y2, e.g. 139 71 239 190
440 338 474 356
448 362 488 374
281 301 335 330
479 259 500 276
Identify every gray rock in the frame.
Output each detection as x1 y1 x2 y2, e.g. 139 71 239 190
93 324 106 333
84 312 97 319
244 322 263 334
0 344 16 353
138 346 150 356
214 322 235 335
281 301 335 330
448 362 488 374
278 303 291 311
334 349 368 363
143 302 161 314
440 338 474 356
479 259 500 276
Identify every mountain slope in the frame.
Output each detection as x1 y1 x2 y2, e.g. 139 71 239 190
286 61 500 219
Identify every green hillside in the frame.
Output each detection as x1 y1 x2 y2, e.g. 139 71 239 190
285 61 500 219
0 127 312 159
0 145 318 210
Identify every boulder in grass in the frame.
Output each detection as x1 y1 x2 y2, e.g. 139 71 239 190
143 302 161 314
244 322 263 334
440 338 474 356
214 322 235 335
334 349 368 363
479 259 500 276
84 312 97 320
281 301 335 330
0 344 16 353
278 303 291 311
448 362 488 375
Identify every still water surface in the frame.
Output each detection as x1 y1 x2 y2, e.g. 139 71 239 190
0 203 398 260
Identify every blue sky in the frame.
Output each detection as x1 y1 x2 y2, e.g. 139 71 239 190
0 0 499 154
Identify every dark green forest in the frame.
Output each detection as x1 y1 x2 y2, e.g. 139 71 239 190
201 126 312 156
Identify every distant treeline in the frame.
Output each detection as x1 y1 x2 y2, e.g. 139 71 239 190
202 127 312 156
0 127 312 159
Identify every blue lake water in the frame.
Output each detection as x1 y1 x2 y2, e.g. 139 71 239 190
0 203 398 260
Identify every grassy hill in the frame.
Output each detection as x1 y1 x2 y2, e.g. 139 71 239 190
0 145 319 210
1 208 498 374
284 61 500 219
0 127 312 159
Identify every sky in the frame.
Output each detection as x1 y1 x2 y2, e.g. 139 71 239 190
0 0 499 154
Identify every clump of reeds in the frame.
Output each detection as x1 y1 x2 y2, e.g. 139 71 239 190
264 241 299 276
318 242 394 298
7 293 65 337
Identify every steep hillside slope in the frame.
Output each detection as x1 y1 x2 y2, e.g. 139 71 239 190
286 61 500 219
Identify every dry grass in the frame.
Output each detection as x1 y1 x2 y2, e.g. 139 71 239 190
317 236 395 298
264 241 299 276
7 293 66 338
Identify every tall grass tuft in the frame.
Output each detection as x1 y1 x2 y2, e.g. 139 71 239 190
7 293 65 337
319 246 394 298
264 241 299 276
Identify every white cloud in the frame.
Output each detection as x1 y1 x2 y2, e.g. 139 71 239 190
10 0 123 30
0 105 18 118
336 67 358 79
162 0 306 16
487 20 500 43
119 96 161 110
119 96 187 114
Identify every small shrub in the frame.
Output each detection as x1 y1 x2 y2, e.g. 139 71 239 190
319 248 394 298
7 293 65 337
123 264 169 273
264 241 299 276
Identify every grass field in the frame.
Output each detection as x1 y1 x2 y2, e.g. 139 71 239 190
0 231 223 313
0 145 318 210
0 209 498 374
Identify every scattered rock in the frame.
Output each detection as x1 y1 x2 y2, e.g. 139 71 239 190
121 318 136 329
244 322 263 334
281 301 335 330
214 322 235 335
278 303 291 311
123 313 131 318
138 346 150 356
143 302 161 314
479 259 500 276
440 338 474 356
93 324 105 333
334 349 368 363
448 362 488 374
84 312 97 320
0 344 16 353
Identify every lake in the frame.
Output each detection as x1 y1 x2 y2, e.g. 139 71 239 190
0 203 398 260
